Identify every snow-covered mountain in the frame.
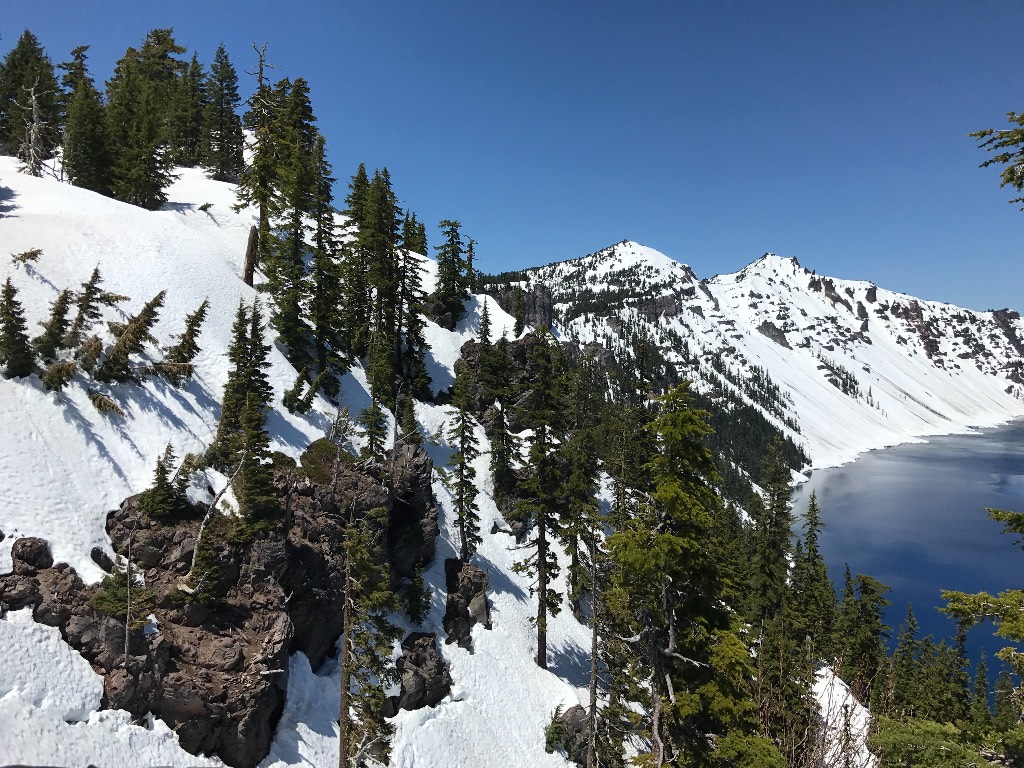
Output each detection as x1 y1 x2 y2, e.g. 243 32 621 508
499 240 1024 469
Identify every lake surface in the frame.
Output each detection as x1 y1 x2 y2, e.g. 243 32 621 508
791 419 1024 655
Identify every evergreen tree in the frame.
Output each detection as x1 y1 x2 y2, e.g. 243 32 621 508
0 30 60 157
558 426 602 620
138 444 190 520
106 30 186 204
886 604 923 718
445 369 482 561
343 162 370 233
971 649 992 730
749 438 794 622
400 393 421 446
65 266 105 348
161 298 209 384
434 219 468 330
307 133 346 394
59 46 111 195
336 506 401 767
789 491 837 658
398 217 430 397
361 168 402 403
234 43 278 279
513 286 525 336
166 53 206 167
360 395 387 459
201 43 244 180
0 278 35 378
605 384 781 767
837 572 891 704
234 391 277 524
32 288 72 364
993 666 1017 731
96 290 165 383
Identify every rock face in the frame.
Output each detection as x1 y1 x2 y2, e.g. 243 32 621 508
391 632 452 712
443 558 491 649
553 704 591 765
0 443 441 768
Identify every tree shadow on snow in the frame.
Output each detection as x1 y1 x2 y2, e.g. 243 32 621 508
0 185 17 216
59 397 130 485
548 639 592 689
473 552 527 602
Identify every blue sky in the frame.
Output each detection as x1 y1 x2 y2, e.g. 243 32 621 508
2 1 1022 310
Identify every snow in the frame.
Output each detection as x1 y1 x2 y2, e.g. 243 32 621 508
813 668 877 767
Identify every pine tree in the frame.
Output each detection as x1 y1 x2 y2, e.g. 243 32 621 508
106 30 185 183
789 491 837 659
166 53 206 167
971 649 992 730
0 278 35 378
513 286 525 336
336 505 401 767
201 44 244 180
886 604 922 718
96 290 165 383
445 369 482 561
837 572 891 704
360 395 387 459
993 666 1017 731
511 329 565 669
361 168 402 403
487 399 519 513
398 220 430 397
558 427 601 620
32 288 72 364
161 298 209 384
434 219 468 330
59 45 112 195
234 391 277 524
138 444 189 520
234 43 277 280
749 438 794 622
605 383 780 767
0 30 60 157
65 266 104 348
400 394 421 446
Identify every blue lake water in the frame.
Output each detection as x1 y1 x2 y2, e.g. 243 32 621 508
791 419 1024 660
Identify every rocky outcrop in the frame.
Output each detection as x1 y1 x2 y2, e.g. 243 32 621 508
550 704 591 765
443 558 491 649
386 632 452 714
0 443 441 768
756 320 791 349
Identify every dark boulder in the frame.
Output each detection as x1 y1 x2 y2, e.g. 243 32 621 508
395 632 452 711
11 537 53 573
443 558 491 649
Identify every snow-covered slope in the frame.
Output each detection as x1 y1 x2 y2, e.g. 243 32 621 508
0 159 594 767
518 240 1024 468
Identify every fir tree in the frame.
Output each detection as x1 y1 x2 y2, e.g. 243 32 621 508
511 329 565 669
166 53 206 167
33 288 72 364
487 399 519 512
138 444 189 520
445 369 482 561
96 290 165 383
398 225 430 397
434 219 468 330
0 30 60 157
513 286 525 336
360 395 387 459
65 266 104 348
886 604 923 718
336 505 401 767
201 43 244 181
161 298 209 384
400 393 421 446
837 572 891 705
233 391 277 524
971 649 992 730
789 491 837 659
993 666 1017 731
605 383 780 766
59 46 111 195
558 428 601 620
749 438 794 622
234 43 277 280
0 278 35 378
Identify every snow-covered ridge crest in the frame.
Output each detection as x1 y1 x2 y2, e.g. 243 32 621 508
513 240 1024 468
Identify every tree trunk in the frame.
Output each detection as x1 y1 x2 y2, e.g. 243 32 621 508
243 225 258 286
587 540 599 768
536 514 548 669
339 553 352 768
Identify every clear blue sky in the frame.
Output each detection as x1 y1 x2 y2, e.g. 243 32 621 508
2 1 1022 311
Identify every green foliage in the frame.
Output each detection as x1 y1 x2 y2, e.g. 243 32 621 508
869 716 996 767
971 110 1024 208
403 566 430 624
161 298 208 384
360 396 387 458
60 46 112 195
543 705 568 754
96 290 165 383
87 388 126 418
434 219 469 329
33 289 72 364
233 392 278 524
11 247 42 265
202 43 244 181
138 444 191 521
41 360 77 391
89 561 156 630
445 368 482 561
0 277 35 378
0 30 60 157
